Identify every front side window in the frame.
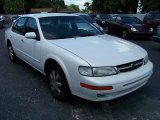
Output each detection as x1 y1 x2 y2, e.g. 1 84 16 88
25 17 40 39
25 18 38 33
12 17 27 35
39 16 103 40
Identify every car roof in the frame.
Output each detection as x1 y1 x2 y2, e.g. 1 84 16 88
22 13 78 18
97 13 110 15
149 11 160 14
73 13 88 16
114 14 136 18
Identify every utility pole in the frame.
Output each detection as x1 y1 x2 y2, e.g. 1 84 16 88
23 0 25 14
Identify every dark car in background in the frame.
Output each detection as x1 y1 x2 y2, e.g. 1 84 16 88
0 16 3 28
74 13 100 29
95 14 112 28
143 11 160 31
106 15 154 39
3 15 11 24
11 15 21 22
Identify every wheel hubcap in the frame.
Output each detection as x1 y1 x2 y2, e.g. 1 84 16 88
123 31 127 38
49 70 62 95
8 46 14 60
106 27 109 33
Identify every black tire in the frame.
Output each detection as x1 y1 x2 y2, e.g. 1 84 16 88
8 44 17 63
105 26 110 34
47 63 71 100
122 30 129 39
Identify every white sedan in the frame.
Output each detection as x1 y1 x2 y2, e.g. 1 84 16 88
5 13 153 101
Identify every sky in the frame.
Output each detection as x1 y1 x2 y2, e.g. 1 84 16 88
64 0 92 10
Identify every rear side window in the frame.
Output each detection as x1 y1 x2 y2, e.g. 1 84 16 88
111 16 116 22
12 17 27 35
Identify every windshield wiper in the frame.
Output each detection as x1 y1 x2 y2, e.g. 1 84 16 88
80 34 95 37
53 36 74 40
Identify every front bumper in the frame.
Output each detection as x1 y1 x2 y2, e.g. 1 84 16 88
129 31 154 38
74 61 153 101
152 35 160 43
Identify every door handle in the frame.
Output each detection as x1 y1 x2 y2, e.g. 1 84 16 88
21 39 24 42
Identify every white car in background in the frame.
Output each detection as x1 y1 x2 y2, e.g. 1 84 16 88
5 13 153 101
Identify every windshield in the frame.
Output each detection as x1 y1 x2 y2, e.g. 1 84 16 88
39 16 103 40
80 15 94 24
153 13 160 20
122 17 142 24
100 14 110 19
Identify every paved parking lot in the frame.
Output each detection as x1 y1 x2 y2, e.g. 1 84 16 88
0 24 160 120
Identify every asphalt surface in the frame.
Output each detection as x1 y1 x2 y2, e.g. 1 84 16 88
0 23 160 120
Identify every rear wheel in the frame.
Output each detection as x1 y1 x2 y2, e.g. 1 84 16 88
8 44 17 63
47 63 71 100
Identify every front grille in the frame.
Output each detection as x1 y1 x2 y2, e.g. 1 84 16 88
116 59 144 73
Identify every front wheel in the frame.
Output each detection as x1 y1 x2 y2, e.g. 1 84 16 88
8 44 17 63
47 63 71 100
122 30 129 39
105 26 110 34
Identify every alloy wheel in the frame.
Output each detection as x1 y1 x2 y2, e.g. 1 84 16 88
49 70 62 95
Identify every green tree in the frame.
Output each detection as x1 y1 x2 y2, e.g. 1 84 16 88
67 4 80 12
84 2 90 10
91 0 139 13
51 0 66 12
4 0 24 14
92 0 105 13
103 0 119 13
0 0 5 13
143 0 160 12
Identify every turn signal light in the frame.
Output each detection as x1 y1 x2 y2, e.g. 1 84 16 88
80 83 113 90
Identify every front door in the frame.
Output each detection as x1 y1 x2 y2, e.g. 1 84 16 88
23 17 41 69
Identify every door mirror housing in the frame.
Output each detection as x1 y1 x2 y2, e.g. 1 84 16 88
25 32 37 39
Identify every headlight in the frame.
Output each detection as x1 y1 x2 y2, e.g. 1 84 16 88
131 27 137 32
143 55 148 65
92 67 117 76
79 66 93 77
150 28 153 32
79 66 117 77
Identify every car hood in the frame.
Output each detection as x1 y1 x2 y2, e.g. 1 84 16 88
48 35 147 66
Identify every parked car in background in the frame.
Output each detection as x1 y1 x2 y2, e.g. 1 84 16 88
143 11 160 32
3 15 11 24
5 13 153 101
12 15 21 22
152 25 160 43
74 13 100 29
95 14 112 28
106 15 154 39
0 16 4 28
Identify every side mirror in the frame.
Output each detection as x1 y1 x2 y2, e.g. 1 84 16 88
25 32 37 39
